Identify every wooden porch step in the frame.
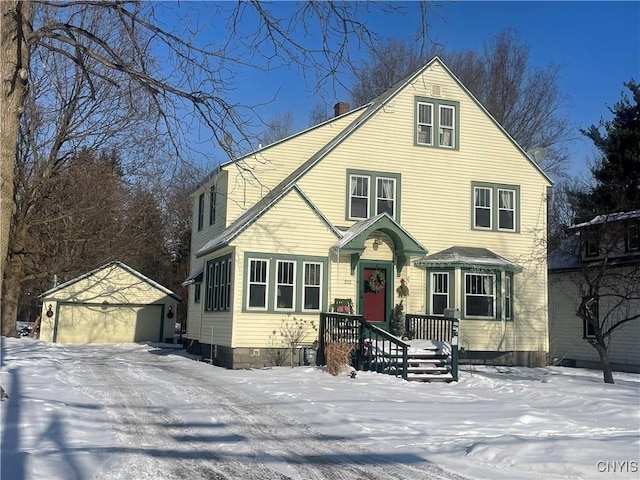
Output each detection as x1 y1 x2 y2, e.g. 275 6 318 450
407 365 450 374
407 372 454 382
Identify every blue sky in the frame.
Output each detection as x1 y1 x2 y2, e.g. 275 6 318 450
422 1 640 179
176 2 640 181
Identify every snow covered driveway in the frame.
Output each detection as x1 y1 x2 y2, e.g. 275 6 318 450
2 340 469 480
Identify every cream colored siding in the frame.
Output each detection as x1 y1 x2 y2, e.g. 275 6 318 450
53 304 162 344
39 263 178 344
186 59 551 358
229 189 338 347
291 61 549 352
549 271 640 370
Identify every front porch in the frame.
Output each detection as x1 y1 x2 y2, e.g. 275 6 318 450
318 313 460 382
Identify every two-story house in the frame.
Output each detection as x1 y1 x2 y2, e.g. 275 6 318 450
549 211 640 373
184 57 552 369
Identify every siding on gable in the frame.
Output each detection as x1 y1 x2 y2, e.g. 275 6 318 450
222 189 339 347
290 61 549 353
222 110 362 226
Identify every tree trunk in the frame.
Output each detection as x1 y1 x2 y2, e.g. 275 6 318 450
1 251 24 337
0 1 32 284
1 210 28 337
592 338 615 384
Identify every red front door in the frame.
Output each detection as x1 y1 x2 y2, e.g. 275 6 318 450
362 267 387 322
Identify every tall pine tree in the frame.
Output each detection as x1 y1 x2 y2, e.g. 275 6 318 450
572 81 640 222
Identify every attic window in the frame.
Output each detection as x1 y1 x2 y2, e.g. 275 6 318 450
415 97 459 149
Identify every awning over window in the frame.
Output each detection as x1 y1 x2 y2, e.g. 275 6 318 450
182 265 204 286
414 246 523 273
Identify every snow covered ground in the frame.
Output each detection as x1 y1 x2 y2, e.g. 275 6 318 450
1 337 638 480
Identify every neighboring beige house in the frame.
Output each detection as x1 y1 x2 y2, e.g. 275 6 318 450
40 261 181 344
184 57 552 369
549 211 640 373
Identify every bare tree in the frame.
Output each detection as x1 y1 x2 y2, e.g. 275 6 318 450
1 1 430 336
349 30 570 178
258 111 296 147
308 103 332 127
551 215 640 384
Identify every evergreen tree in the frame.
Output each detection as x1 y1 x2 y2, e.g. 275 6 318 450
572 81 640 222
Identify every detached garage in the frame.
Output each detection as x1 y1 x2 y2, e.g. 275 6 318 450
39 261 181 344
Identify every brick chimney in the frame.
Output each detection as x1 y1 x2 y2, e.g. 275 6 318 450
334 101 350 117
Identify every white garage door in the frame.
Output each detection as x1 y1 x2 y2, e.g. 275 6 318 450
55 304 163 344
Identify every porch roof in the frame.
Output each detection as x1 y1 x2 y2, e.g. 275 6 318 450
333 213 427 256
414 246 523 273
182 265 204 286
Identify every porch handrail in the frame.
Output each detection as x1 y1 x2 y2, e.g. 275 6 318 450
357 318 409 380
405 313 457 342
405 313 460 382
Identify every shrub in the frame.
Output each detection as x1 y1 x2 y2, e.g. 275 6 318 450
325 342 354 375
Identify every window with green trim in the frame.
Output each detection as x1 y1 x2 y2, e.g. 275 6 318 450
248 258 268 310
347 170 401 221
205 255 232 312
244 254 326 313
209 186 216 225
303 262 322 311
197 193 204 231
465 272 496 318
430 272 450 315
275 260 296 311
472 182 520 232
415 97 459 149
505 273 512 321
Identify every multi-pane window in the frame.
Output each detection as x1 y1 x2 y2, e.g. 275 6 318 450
439 105 455 148
218 261 226 310
209 186 216 225
212 263 220 309
205 256 232 311
303 262 322 311
245 256 325 312
465 273 496 318
349 175 370 219
472 183 519 232
431 272 449 315
248 259 268 309
417 102 433 145
376 178 396 217
197 193 205 231
226 259 232 309
194 283 201 304
498 189 516 231
474 187 492 229
275 260 295 310
626 222 639 252
505 274 512 320
347 171 401 221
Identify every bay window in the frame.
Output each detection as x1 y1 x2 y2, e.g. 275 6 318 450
465 273 496 318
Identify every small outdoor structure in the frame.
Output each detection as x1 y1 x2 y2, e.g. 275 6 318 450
39 261 181 344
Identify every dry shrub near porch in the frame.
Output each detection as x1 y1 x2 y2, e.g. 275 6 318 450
325 342 354 376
